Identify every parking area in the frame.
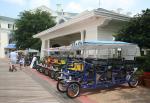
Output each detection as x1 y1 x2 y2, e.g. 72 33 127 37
30 68 150 103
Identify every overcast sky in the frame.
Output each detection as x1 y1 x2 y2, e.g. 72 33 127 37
0 0 150 18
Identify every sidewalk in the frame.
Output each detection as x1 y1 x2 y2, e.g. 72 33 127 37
0 59 59 103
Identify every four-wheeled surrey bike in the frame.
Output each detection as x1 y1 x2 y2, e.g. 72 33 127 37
34 40 141 98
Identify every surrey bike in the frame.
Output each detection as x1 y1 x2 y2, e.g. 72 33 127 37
57 40 141 98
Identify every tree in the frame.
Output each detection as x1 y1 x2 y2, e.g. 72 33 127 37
115 9 150 49
14 9 56 50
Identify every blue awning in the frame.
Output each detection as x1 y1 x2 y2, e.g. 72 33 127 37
5 44 16 49
83 40 132 45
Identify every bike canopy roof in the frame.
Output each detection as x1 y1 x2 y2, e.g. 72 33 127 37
71 40 138 50
43 40 140 52
43 46 71 52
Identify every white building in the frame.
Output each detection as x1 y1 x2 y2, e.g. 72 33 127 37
33 8 130 58
0 16 16 58
32 5 78 24
0 6 77 58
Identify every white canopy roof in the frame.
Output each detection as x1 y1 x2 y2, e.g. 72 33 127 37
71 40 137 50
43 46 71 52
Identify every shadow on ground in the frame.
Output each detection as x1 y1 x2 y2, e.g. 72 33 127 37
80 85 132 96
80 84 150 103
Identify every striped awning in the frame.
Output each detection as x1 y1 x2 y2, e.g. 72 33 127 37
5 44 16 49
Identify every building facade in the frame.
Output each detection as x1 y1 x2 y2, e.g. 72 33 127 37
0 16 16 58
33 8 130 58
32 5 78 24
0 6 77 58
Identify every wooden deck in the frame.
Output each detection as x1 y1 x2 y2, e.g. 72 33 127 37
0 59 59 103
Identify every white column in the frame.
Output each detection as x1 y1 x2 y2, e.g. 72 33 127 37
40 39 45 59
85 25 98 40
80 30 86 42
0 31 9 58
48 39 50 56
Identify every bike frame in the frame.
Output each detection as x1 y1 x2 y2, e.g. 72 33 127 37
59 41 140 89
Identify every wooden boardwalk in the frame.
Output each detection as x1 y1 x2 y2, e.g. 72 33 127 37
0 59 59 103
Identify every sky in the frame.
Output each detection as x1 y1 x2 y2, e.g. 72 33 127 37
0 0 149 18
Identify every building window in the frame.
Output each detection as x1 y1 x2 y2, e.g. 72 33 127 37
13 24 15 30
8 33 14 44
8 24 13 29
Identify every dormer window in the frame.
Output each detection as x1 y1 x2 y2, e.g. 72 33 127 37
13 25 15 30
8 24 13 29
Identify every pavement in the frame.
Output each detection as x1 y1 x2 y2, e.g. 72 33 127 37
0 58 150 103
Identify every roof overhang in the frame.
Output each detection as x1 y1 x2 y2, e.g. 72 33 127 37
33 8 130 39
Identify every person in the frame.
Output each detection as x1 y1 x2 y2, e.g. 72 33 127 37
30 55 37 69
9 50 18 72
24 54 30 66
19 55 25 70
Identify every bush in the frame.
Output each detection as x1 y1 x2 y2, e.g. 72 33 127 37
143 53 150 72
135 53 150 72
135 56 146 70
135 56 146 64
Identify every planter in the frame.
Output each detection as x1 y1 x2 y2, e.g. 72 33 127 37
143 79 150 88
138 75 144 86
137 72 150 86
144 72 150 79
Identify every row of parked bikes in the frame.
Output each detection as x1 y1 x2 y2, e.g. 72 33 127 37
33 40 140 98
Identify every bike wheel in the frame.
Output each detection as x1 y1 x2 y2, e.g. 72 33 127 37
50 70 55 79
54 71 60 81
57 79 67 93
48 70 51 78
39 67 43 73
42 68 45 74
44 69 49 76
128 74 138 88
67 82 80 98
36 67 39 71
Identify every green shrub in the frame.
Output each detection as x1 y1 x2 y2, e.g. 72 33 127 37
135 53 150 72
135 56 146 65
143 53 150 72
135 56 146 70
